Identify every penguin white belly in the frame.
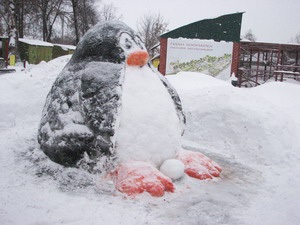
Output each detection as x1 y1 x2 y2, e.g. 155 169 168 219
116 66 182 166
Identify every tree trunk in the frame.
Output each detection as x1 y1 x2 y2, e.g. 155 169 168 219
18 0 24 38
41 0 48 41
14 0 24 38
71 0 80 44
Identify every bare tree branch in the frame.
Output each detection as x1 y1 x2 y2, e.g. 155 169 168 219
242 29 257 42
137 13 168 57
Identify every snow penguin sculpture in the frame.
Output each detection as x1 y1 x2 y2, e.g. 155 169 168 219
38 21 221 197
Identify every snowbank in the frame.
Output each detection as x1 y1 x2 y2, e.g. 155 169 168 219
0 58 300 225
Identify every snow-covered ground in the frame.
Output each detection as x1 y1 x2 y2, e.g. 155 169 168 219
0 56 299 225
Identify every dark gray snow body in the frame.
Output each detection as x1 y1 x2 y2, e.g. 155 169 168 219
38 21 185 170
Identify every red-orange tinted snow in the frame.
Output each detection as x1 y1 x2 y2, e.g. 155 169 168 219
111 161 174 197
126 51 149 67
185 168 213 180
176 150 222 180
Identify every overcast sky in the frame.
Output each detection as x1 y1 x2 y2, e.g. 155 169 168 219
100 0 300 43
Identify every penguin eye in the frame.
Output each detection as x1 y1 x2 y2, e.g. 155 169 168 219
125 38 132 49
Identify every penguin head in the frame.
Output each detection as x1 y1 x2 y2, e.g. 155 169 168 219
119 32 149 67
69 21 149 67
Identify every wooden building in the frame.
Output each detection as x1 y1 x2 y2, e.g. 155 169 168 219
52 44 76 60
231 41 300 87
19 38 53 64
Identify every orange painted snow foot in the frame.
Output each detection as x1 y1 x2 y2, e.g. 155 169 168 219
176 150 222 180
111 161 174 197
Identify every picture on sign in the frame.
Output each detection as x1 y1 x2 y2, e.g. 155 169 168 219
166 38 233 75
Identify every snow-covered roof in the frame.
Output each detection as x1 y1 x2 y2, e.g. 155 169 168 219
54 44 76 51
150 42 160 50
240 38 251 42
19 38 54 47
160 12 244 42
151 54 160 61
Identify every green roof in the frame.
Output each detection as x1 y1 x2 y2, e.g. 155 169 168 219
160 12 244 42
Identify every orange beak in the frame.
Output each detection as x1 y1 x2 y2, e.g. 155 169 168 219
126 50 149 67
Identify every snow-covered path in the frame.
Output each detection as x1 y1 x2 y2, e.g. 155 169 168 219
0 57 300 225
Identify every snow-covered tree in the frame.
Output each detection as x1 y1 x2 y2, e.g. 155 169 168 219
0 0 10 35
7 0 19 61
242 29 257 42
137 13 168 57
98 2 122 22
70 0 117 44
1 0 121 45
30 0 65 42
75 0 97 41
291 32 300 44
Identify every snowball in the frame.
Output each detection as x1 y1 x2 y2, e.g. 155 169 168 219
160 159 185 180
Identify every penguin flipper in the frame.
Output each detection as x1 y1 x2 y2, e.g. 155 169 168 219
38 61 124 167
80 61 124 158
38 66 94 166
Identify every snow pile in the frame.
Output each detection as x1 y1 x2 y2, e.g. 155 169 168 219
0 57 300 225
168 72 300 224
